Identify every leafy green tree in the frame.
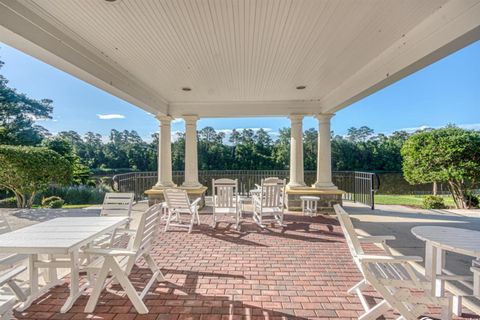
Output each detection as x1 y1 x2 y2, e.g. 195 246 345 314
42 137 90 184
0 145 72 208
0 60 53 146
303 128 317 170
401 126 480 208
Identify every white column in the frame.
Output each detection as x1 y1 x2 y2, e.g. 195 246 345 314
155 115 175 188
287 114 306 188
313 113 337 189
182 115 202 188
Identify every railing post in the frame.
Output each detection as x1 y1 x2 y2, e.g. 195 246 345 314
370 173 375 210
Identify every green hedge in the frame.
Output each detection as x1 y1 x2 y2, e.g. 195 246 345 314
35 185 111 205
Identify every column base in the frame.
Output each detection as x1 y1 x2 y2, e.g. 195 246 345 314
181 182 204 189
153 182 176 189
312 182 338 190
287 182 307 189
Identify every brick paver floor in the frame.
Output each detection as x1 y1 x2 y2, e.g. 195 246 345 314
12 210 477 320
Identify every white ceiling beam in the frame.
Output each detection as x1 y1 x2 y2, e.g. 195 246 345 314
322 0 480 114
0 0 168 115
169 100 323 118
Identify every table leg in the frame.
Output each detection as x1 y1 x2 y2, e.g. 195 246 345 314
430 246 445 297
425 242 433 280
61 250 82 313
16 254 38 312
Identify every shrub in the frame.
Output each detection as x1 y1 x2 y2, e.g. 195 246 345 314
86 179 97 188
35 185 111 205
0 197 17 208
42 196 65 208
49 199 64 208
423 195 446 209
0 145 72 208
465 192 479 208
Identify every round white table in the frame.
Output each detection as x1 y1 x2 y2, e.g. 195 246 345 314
411 226 480 314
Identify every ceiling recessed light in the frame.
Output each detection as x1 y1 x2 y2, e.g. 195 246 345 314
296 85 306 90
182 87 192 92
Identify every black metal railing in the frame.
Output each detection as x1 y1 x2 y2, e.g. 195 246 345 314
112 170 379 209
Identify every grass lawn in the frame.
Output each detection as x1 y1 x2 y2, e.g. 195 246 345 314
375 194 456 208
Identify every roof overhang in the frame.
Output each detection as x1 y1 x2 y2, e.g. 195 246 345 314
1 0 479 118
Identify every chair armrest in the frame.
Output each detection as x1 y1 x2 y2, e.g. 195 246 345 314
113 228 136 234
0 266 27 286
358 235 396 243
357 254 423 263
83 248 137 257
190 197 202 208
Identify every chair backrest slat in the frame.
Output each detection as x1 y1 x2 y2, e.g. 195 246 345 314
212 178 238 209
334 205 364 263
101 193 134 217
164 189 191 210
260 178 285 208
131 203 162 254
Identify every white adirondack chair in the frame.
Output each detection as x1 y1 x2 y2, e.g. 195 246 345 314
94 193 134 247
163 189 201 233
252 177 286 228
83 203 165 314
0 216 27 270
334 204 452 320
212 178 241 230
0 266 28 319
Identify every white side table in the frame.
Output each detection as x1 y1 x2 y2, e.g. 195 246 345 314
300 196 320 216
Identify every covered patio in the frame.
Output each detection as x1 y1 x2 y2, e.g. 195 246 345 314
1 0 480 319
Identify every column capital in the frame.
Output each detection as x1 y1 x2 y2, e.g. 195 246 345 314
288 114 304 122
315 113 335 123
155 114 173 124
182 115 199 124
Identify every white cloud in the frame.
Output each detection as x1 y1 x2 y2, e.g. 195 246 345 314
172 118 184 124
96 114 126 120
395 123 480 133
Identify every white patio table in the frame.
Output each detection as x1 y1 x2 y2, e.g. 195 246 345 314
411 226 480 314
0 216 128 313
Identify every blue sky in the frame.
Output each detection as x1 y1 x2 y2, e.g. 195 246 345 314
0 40 479 141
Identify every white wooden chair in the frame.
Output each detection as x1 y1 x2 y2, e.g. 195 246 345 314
94 193 134 247
334 204 452 320
100 192 134 219
0 266 28 319
163 189 201 233
212 178 241 230
252 177 286 228
83 203 165 314
0 216 27 270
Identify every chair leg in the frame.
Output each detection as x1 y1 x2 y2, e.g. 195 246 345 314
85 258 112 313
189 214 194 233
195 210 200 225
144 254 165 282
108 258 149 314
358 300 390 320
164 211 173 232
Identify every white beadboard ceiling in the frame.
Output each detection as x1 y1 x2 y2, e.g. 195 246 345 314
2 0 480 116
